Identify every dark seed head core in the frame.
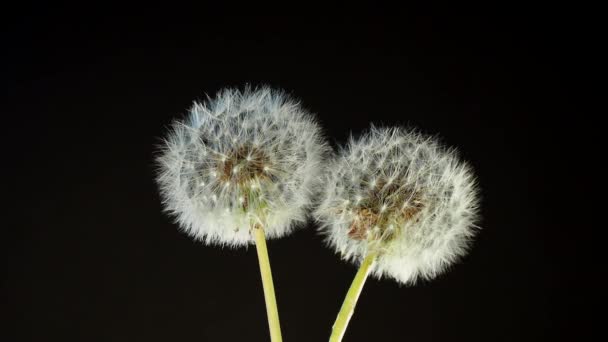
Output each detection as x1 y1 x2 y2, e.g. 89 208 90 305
348 177 425 241
217 145 272 186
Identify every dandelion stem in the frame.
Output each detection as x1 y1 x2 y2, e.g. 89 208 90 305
253 225 283 342
329 252 377 342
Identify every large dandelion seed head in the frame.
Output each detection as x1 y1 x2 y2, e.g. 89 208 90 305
315 127 480 284
157 87 327 247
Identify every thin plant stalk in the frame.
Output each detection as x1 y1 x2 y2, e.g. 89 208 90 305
329 252 377 342
253 225 283 342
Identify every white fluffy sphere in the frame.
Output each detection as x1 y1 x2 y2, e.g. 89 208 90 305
157 87 327 247
315 127 480 284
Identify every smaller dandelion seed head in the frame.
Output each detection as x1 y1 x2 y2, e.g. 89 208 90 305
156 86 329 247
314 127 480 285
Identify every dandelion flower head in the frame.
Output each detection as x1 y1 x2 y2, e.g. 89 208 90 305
315 127 479 284
157 87 327 247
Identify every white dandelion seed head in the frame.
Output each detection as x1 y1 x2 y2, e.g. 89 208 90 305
315 127 480 284
156 87 328 247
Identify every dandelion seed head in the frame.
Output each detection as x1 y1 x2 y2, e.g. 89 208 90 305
157 87 328 247
314 127 480 284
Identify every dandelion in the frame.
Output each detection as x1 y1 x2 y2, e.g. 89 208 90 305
315 127 480 341
156 87 327 341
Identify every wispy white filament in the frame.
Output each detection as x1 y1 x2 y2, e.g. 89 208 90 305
315 127 480 284
157 87 327 247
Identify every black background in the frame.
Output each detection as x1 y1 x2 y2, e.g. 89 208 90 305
2 4 593 342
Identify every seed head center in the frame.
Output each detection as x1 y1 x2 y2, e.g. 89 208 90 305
348 178 425 241
217 146 271 187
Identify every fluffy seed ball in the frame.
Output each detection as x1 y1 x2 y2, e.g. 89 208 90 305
315 127 480 284
157 87 327 247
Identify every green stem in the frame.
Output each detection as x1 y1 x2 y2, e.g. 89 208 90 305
329 253 377 342
253 225 283 342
